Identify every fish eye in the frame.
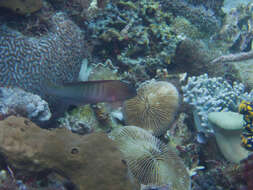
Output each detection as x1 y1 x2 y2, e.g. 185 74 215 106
71 148 79 154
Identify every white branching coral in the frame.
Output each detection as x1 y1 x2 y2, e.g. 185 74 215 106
182 74 253 133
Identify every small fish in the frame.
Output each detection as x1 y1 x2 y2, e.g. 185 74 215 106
196 132 207 144
45 80 137 105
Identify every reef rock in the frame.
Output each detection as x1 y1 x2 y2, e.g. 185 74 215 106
0 0 43 14
0 116 136 190
0 87 51 122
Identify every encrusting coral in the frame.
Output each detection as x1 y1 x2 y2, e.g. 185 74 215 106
110 125 191 190
0 116 136 190
0 12 84 98
0 87 51 122
123 80 179 136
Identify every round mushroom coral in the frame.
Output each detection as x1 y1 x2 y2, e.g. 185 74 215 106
123 80 179 136
110 126 190 190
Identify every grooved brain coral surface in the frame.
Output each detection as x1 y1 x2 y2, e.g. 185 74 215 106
0 12 84 97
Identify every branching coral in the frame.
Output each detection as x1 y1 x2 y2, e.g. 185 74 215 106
182 74 253 133
110 126 190 190
123 80 179 136
211 51 253 64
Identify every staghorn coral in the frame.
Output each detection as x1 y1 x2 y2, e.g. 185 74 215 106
123 80 179 136
0 12 84 98
110 125 190 190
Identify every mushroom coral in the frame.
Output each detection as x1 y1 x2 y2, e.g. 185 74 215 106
123 80 179 136
110 126 190 190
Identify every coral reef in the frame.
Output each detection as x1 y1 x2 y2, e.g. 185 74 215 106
182 74 253 133
0 116 136 190
0 87 51 122
58 105 97 134
160 0 221 34
225 153 253 190
214 2 253 52
0 169 67 190
222 0 252 13
186 0 224 15
227 58 253 89
58 103 118 134
0 12 84 98
123 80 179 136
110 125 190 190
85 0 215 81
0 0 43 15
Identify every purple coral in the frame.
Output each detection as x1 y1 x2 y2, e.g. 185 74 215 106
0 12 85 97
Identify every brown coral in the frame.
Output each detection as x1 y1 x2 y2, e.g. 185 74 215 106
0 116 136 190
123 80 179 136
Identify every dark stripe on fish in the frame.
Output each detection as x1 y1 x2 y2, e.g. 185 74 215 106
45 80 137 105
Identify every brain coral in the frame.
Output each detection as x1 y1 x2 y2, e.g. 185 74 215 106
0 12 84 97
123 80 179 136
110 126 190 190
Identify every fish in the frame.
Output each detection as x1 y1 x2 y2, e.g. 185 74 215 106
45 80 137 105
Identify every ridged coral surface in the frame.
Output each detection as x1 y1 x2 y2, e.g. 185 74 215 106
123 80 179 136
0 12 84 97
111 126 190 190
